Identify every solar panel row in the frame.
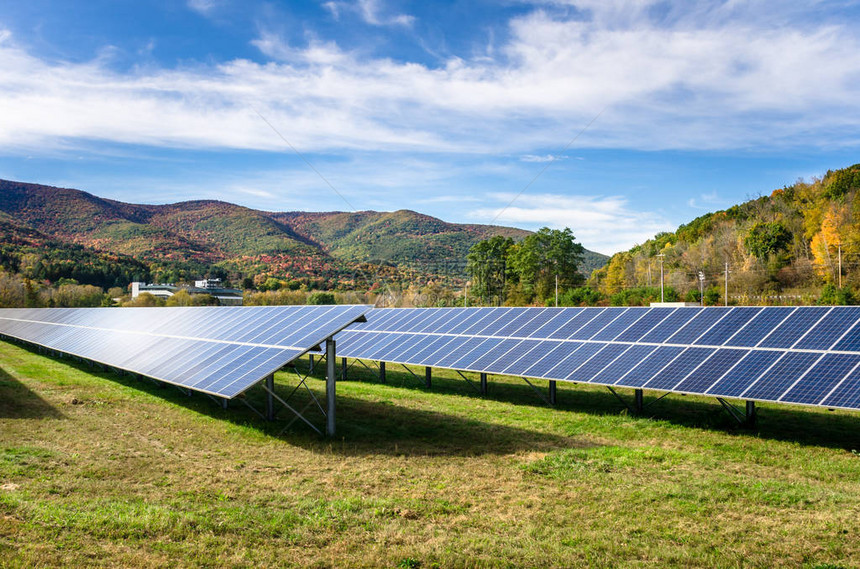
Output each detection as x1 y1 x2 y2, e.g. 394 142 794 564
0 305 371 398
336 306 860 411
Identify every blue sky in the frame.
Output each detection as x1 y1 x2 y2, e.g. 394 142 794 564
1 1 859 254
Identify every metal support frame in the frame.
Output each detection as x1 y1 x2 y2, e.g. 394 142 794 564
197 337 341 437
341 357 348 381
520 376 554 407
549 380 557 405
606 386 669 415
425 366 432 389
716 398 757 427
265 374 275 420
379 361 386 383
396 363 427 387
308 354 315 373
326 338 336 436
480 372 488 395
456 369 483 394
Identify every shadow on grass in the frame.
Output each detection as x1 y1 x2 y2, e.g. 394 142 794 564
17 351 584 457
0 366 64 420
339 359 860 451
10 338 860 453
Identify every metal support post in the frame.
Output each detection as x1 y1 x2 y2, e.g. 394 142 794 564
480 372 488 395
425 366 432 389
634 389 644 413
309 354 315 373
341 357 348 381
222 398 229 410
379 361 386 383
326 338 336 437
745 400 756 426
549 380 557 405
265 374 275 420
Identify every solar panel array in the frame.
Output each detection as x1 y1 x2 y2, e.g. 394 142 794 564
336 306 860 412
0 305 371 398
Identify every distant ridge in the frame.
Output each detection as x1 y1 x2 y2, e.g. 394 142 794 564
0 179 610 286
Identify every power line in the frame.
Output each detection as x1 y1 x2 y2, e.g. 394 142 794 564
490 106 607 225
253 108 357 212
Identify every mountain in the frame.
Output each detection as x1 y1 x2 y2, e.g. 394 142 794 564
0 179 608 288
591 163 860 302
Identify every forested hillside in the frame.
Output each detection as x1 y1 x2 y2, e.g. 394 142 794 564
0 179 607 304
592 163 860 303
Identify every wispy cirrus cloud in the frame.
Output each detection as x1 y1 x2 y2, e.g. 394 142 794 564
322 0 414 27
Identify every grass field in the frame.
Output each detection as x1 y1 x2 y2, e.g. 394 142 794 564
1 338 859 568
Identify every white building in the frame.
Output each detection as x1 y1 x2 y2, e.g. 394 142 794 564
131 278 243 305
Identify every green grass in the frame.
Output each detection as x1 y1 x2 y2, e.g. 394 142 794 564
1 340 859 567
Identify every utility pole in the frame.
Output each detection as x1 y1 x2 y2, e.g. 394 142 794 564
838 243 842 289
647 262 652 288
555 274 559 307
724 261 730 307
698 270 705 306
657 253 665 302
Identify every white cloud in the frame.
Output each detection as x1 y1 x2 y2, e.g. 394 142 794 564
1 2 860 157
470 192 672 254
187 0 220 16
521 154 567 162
323 0 415 27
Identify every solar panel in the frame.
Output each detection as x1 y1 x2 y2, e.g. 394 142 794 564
337 306 860 413
0 305 371 398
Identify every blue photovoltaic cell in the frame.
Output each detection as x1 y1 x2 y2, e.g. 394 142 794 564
544 309 598 339
780 353 860 405
614 308 676 342
416 310 462 333
793 307 860 351
466 339 523 371
359 333 405 361
524 309 577 338
724 308 795 347
450 338 502 369
664 308 731 345
757 307 830 348
590 344 658 384
589 308 649 341
326 306 860 413
488 308 534 337
569 308 628 340
459 308 507 335
821 367 860 409
705 350 783 397
614 346 685 388
410 335 457 365
567 343 630 381
741 352 822 400
446 308 497 334
0 305 370 398
673 349 748 394
509 309 555 338
639 309 703 343
543 342 606 379
520 341 580 378
430 337 489 368
643 347 716 390
831 316 860 352
376 334 426 362
694 307 761 346
491 339 542 374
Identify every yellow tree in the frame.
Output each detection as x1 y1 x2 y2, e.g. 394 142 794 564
810 206 843 282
